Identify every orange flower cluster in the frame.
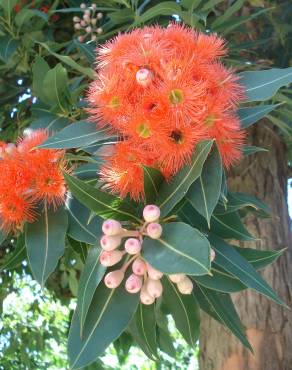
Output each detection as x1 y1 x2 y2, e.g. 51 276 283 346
0 130 66 234
87 24 245 200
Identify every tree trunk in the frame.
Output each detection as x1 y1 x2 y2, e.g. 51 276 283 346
199 123 292 370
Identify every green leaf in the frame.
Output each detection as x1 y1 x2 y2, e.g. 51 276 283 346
37 42 95 79
64 173 141 223
129 303 158 360
240 67 292 102
238 104 278 128
143 166 164 204
25 206 68 287
32 56 50 103
194 267 246 293
209 235 287 307
211 212 255 241
0 230 6 245
157 140 213 217
162 277 200 347
215 192 270 217
179 201 254 241
0 234 26 272
30 113 69 132
1 0 17 12
67 198 102 245
42 64 72 113
134 2 181 25
39 121 108 149
0 36 20 62
68 282 139 369
243 145 268 156
142 222 211 275
187 144 222 227
234 246 285 270
77 245 106 336
68 238 88 263
194 284 252 351
157 326 176 358
212 0 244 28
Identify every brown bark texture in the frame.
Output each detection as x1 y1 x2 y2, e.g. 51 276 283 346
199 123 292 370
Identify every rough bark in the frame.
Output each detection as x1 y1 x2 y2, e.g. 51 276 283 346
199 123 292 370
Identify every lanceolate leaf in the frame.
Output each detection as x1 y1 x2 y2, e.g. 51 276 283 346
67 197 103 245
39 121 108 149
238 104 278 128
194 284 252 351
64 173 140 223
68 282 139 369
240 67 292 102
0 234 26 272
68 238 88 263
243 146 268 156
193 247 284 293
187 144 222 227
211 212 255 241
234 246 285 270
77 245 106 336
215 192 270 217
0 230 6 245
142 222 211 276
143 166 164 204
193 267 246 293
157 140 213 217
25 206 68 287
179 200 254 241
134 2 181 25
42 63 72 113
129 303 158 360
209 235 287 307
162 277 200 347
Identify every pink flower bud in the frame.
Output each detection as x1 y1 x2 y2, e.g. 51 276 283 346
136 68 152 87
97 12 103 19
100 250 123 267
97 27 103 34
84 9 91 16
140 285 155 305
132 258 147 275
168 273 185 283
102 219 122 236
210 249 216 262
125 238 142 255
147 263 163 280
80 20 86 27
74 23 81 30
100 235 121 251
91 18 97 26
146 278 163 298
78 35 84 42
104 270 124 289
143 205 160 222
80 3 86 9
73 16 80 22
85 26 92 33
177 276 193 295
125 274 143 294
146 223 162 239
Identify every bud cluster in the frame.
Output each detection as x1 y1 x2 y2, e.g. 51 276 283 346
73 3 103 43
100 205 167 304
98 204 216 304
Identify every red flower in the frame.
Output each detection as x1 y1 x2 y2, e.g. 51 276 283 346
88 24 245 200
0 130 67 234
